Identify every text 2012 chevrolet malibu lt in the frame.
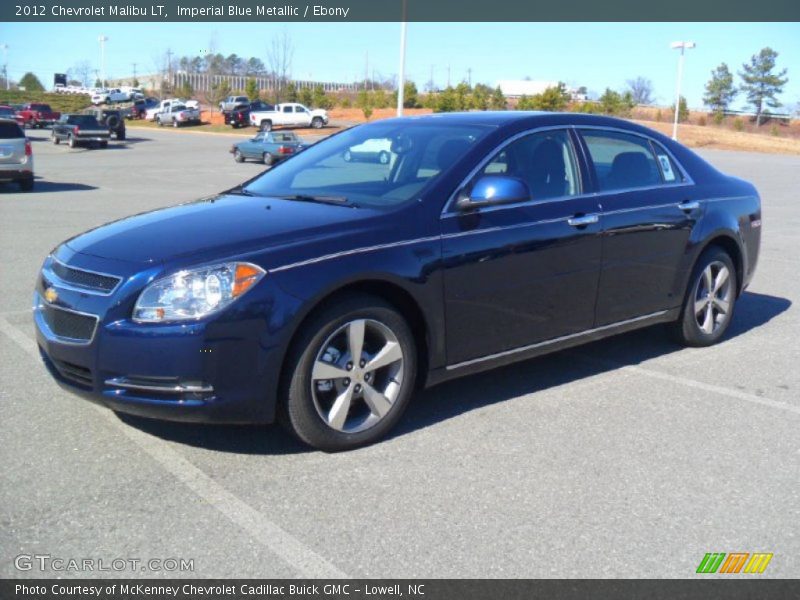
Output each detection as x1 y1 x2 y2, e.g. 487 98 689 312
35 113 761 451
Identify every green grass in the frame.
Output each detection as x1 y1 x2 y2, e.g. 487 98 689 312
0 90 92 114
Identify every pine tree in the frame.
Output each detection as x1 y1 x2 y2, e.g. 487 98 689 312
703 63 737 115
739 47 788 126
19 72 45 91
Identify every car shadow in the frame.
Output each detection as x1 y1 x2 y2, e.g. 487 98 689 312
116 291 791 454
0 180 98 193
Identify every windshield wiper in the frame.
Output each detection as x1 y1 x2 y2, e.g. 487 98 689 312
275 194 355 207
227 186 258 196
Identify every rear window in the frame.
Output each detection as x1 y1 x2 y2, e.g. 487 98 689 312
67 115 99 126
30 104 52 112
0 121 24 139
579 129 663 192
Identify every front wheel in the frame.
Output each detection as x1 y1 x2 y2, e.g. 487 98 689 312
671 247 737 347
233 149 244 163
311 116 323 129
281 294 417 452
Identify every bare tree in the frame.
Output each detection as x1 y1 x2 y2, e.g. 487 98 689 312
69 61 93 87
267 29 294 102
625 76 655 105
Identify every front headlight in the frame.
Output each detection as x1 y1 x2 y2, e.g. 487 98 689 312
132 262 265 323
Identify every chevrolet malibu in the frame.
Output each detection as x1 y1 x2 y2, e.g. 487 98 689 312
35 113 761 451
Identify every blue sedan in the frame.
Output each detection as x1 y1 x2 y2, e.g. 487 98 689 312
231 131 304 165
35 112 761 451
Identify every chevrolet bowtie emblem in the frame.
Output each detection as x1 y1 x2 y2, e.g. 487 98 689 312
43 287 58 304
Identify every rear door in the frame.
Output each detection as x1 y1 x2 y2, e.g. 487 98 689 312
0 121 26 165
577 128 702 325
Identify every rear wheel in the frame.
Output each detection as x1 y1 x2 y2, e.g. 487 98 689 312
671 247 737 347
260 120 272 132
19 178 33 192
172 119 179 128
281 294 417 452
100 141 108 148
263 152 275 166
68 135 76 148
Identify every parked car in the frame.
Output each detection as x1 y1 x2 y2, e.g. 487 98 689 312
0 119 34 191
219 95 250 112
224 101 274 128
33 113 762 451
156 104 200 127
144 98 185 121
51 114 111 148
0 105 16 119
230 130 304 165
249 102 329 131
83 108 126 140
16 103 61 129
343 138 392 164
130 97 160 119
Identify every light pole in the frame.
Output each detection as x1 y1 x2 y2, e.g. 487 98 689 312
396 0 407 117
98 35 108 88
670 41 695 140
1 44 8 90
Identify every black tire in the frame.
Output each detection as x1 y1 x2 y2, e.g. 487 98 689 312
100 141 108 148
19 178 33 192
311 116 323 129
172 119 179 128
670 246 737 347
68 135 76 149
106 114 121 130
157 118 163 127
233 149 244 163
263 152 275 166
281 294 418 452
260 120 272 132
116 131 126 141
52 133 60 145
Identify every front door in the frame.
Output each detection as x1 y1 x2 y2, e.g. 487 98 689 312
441 128 603 366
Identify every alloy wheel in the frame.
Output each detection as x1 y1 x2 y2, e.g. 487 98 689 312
311 319 405 433
694 260 733 335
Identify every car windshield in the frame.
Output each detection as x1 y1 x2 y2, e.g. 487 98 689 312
31 104 51 112
243 121 491 207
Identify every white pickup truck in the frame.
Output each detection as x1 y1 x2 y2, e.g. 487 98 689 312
145 98 200 121
249 103 329 131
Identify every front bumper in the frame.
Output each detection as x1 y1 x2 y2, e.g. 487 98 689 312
33 250 294 424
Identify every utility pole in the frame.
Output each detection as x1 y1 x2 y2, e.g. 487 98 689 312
396 0 407 116
670 41 696 140
166 48 173 88
467 68 472 87
0 44 8 91
365 50 369 91
447 64 451 88
429 64 434 92
98 35 108 88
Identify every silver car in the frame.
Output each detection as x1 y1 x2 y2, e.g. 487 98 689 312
0 119 33 192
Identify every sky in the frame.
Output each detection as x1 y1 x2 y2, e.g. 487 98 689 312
1 22 798 110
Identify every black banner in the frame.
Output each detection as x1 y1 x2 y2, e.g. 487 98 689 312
3 0 800 22
3 580 800 600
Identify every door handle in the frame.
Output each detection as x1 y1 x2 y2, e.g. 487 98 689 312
678 200 700 212
567 214 599 227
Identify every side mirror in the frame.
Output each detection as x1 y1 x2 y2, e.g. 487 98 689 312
456 175 530 211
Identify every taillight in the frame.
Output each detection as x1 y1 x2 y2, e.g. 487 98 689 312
278 146 293 155
25 140 32 156
73 126 80 134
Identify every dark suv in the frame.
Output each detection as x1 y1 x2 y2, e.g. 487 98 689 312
83 108 126 140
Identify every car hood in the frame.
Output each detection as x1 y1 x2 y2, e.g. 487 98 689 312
64 193 379 266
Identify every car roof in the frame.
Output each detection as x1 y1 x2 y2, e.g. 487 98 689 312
372 111 666 136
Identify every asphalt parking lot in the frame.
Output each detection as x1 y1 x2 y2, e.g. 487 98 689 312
1 126 798 578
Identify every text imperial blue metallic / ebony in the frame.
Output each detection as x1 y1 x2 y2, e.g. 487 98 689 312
35 112 761 451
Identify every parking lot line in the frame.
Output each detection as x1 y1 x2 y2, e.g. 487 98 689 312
0 315 350 579
571 351 800 416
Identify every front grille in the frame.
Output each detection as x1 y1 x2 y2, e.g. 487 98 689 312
50 260 120 293
40 304 97 342
52 358 93 387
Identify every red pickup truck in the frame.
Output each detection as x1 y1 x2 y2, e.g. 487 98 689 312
16 103 61 128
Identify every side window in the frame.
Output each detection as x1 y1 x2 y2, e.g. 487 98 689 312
476 129 580 201
651 141 686 184
580 130 662 191
283 106 292 113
